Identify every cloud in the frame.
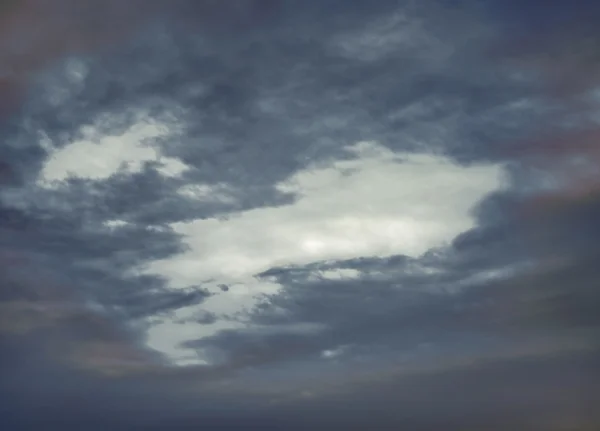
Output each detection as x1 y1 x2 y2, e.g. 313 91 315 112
491 0 600 99
39 116 189 184
2 0 600 429
137 141 505 364
146 141 505 283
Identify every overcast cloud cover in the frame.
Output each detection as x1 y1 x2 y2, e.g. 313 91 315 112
1 0 600 429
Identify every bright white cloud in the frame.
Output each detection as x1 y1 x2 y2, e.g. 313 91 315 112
139 141 506 365
39 118 189 185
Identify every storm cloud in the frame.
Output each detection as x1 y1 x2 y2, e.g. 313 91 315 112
1 0 600 429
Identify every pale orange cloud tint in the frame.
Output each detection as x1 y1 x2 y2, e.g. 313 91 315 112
489 8 600 104
0 0 280 118
519 127 600 216
494 15 600 214
0 0 155 116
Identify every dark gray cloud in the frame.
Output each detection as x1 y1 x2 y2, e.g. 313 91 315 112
2 330 599 430
1 0 600 429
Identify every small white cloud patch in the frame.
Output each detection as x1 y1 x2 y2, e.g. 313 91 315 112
311 268 362 281
139 141 506 365
104 219 129 229
321 345 348 359
39 118 189 185
177 183 235 203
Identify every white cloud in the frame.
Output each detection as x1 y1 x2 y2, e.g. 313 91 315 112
321 345 348 359
104 219 129 229
39 118 189 185
138 141 506 365
177 183 235 203
311 268 362 281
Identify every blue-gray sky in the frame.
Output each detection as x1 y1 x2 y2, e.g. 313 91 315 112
1 1 600 429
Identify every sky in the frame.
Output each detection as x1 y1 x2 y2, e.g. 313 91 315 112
1 0 600 429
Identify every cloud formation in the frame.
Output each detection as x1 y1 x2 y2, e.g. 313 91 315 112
138 141 505 364
1 0 600 429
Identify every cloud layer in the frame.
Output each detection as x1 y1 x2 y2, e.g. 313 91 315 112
1 0 600 429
